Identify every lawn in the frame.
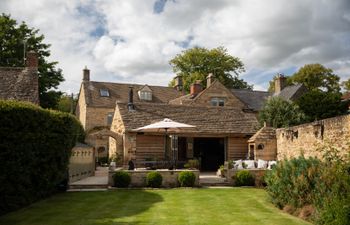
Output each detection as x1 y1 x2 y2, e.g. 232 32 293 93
0 188 311 225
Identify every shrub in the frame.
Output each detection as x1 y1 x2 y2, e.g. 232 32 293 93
0 100 84 215
234 170 255 186
146 171 163 188
113 171 131 188
178 171 196 187
264 156 321 209
184 159 199 169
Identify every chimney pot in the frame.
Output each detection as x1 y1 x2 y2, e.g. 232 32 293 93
83 66 90 81
190 81 203 96
207 73 215 87
274 73 286 94
26 51 38 68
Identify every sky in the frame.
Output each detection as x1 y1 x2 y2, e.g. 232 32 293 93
1 0 350 93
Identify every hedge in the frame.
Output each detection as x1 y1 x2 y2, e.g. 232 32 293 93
0 100 85 215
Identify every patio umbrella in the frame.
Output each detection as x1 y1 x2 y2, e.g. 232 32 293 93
133 118 196 167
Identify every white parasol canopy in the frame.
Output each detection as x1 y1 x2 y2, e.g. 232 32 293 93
133 118 196 133
133 118 196 164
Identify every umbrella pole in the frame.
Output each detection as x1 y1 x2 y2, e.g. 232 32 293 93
164 128 168 162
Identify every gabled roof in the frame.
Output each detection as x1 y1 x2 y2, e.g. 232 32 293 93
274 84 308 101
116 102 259 135
231 89 270 111
82 81 183 108
0 67 39 104
248 126 276 142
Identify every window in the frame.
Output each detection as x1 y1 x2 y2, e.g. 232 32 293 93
107 112 114 125
257 144 264 150
139 91 152 101
210 97 225 106
100 89 109 97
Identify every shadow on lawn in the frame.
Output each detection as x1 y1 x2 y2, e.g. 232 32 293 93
91 190 164 225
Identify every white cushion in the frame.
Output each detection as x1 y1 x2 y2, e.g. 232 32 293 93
234 160 243 169
257 159 268 169
268 161 277 169
243 160 255 169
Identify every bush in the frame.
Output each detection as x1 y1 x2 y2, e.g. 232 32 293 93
0 100 84 215
234 170 255 186
178 171 196 187
264 156 321 209
113 171 131 188
146 171 163 188
184 159 199 169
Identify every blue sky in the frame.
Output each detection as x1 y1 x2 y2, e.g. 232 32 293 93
1 0 350 93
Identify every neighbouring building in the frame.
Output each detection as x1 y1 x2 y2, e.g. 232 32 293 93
75 69 309 169
248 125 277 161
0 51 39 104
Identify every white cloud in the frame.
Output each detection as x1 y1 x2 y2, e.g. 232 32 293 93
1 0 350 93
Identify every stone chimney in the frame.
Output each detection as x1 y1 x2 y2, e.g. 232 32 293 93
26 51 38 68
190 80 203 96
174 75 183 91
128 86 135 111
274 73 286 94
83 66 90 81
207 73 215 87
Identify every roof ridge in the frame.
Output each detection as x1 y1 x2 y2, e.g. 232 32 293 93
89 80 175 89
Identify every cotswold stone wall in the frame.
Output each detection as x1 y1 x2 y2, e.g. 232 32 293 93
69 144 95 183
276 114 350 160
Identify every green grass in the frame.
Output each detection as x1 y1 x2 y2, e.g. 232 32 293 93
0 188 311 225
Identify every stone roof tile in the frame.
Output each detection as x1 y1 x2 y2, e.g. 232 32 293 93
116 102 259 135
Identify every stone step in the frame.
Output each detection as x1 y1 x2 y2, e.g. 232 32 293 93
69 184 108 190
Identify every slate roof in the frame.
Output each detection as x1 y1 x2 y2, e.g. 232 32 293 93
230 89 270 111
248 126 276 142
116 102 259 134
82 81 183 108
0 67 39 104
274 84 307 101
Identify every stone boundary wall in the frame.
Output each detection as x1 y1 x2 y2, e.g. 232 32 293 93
276 114 350 160
69 144 95 183
108 169 200 187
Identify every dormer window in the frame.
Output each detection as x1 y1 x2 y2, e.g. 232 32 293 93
138 85 152 101
211 97 225 106
100 89 109 97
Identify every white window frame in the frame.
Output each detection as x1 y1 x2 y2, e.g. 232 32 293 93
211 97 225 106
100 89 110 97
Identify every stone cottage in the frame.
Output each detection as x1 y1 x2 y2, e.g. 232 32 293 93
0 51 39 104
75 69 307 168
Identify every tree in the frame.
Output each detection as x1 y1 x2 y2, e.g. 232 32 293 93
341 78 350 92
57 94 77 113
258 97 305 128
0 14 64 108
295 90 348 122
169 46 252 92
291 64 340 93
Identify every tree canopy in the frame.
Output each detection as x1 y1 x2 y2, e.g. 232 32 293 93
295 90 348 122
258 97 305 128
342 78 350 92
268 64 341 93
0 14 64 109
291 64 340 93
169 46 252 92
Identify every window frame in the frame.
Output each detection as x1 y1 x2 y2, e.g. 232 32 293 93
100 89 110 97
210 97 225 106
